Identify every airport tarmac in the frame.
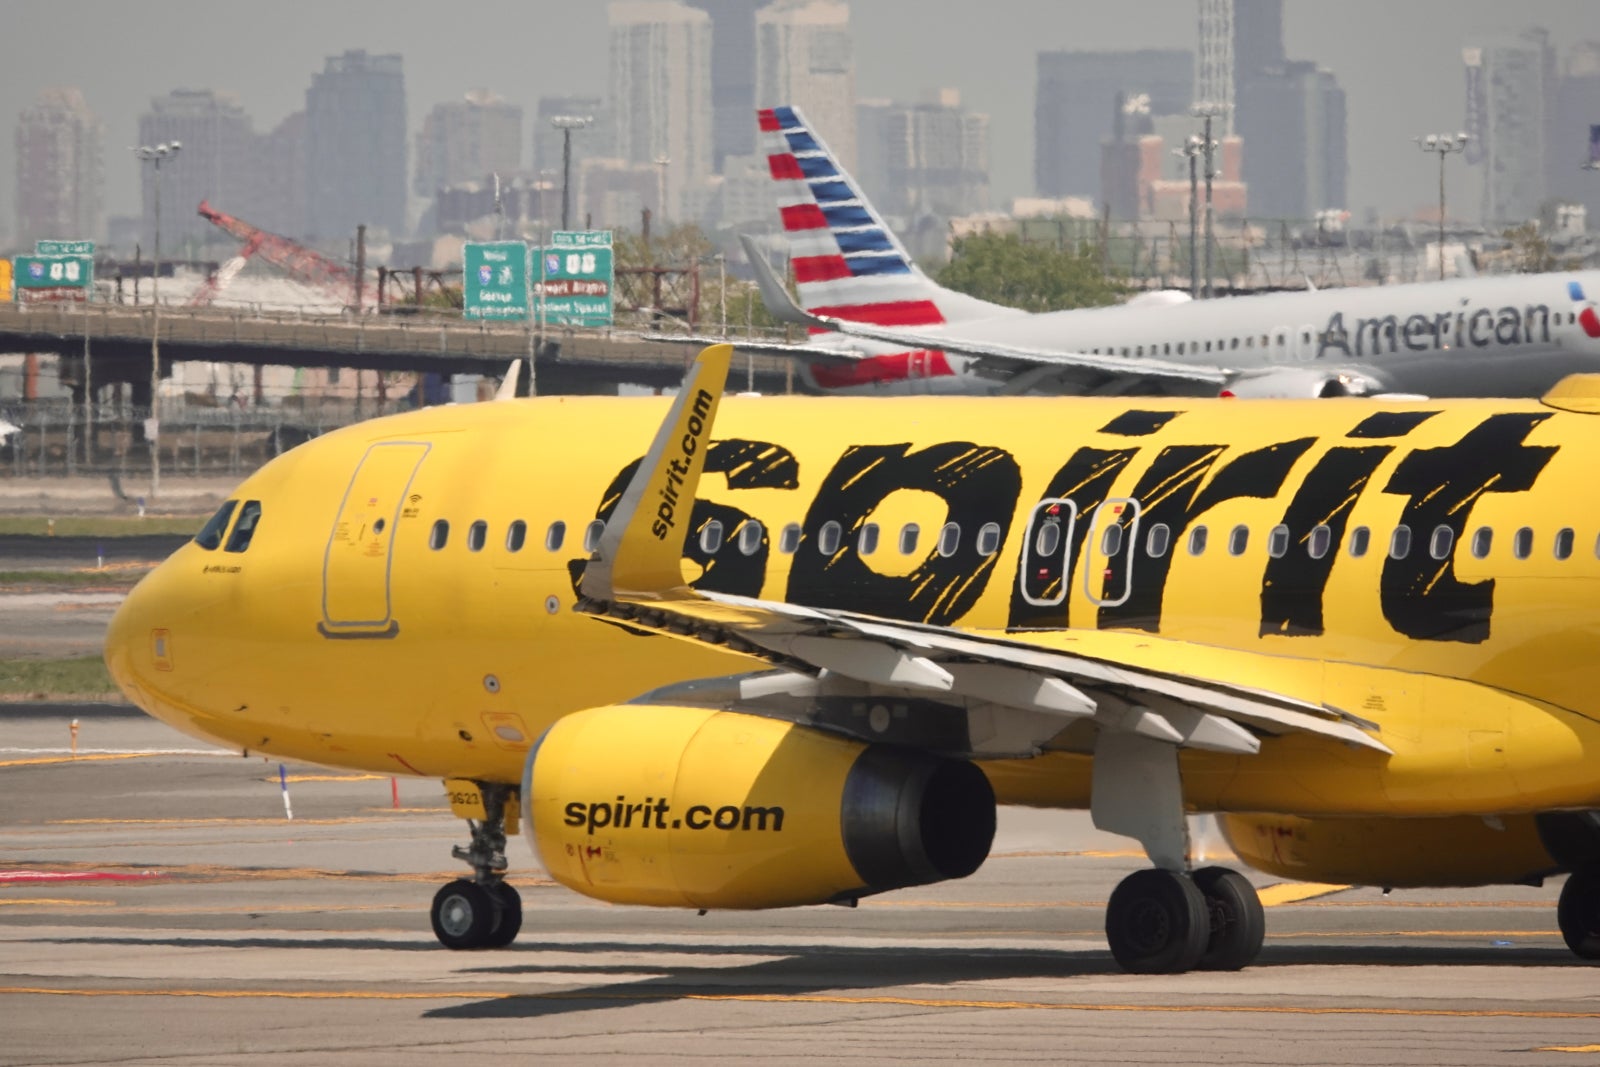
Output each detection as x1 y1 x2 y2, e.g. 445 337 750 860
3 707 1597 1065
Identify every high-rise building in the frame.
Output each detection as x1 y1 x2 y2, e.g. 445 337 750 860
1236 62 1346 219
1464 30 1553 224
855 90 989 219
686 0 759 170
415 90 523 197
1233 0 1284 89
305 50 407 239
254 111 308 239
608 2 715 224
138 89 257 251
1035 50 1193 199
755 0 855 172
14 88 105 249
1546 42 1600 224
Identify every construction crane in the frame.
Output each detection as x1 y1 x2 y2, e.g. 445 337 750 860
188 200 363 310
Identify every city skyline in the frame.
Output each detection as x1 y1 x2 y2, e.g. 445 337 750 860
3 0 1597 240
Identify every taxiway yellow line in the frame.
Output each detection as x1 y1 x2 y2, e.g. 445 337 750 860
0 987 1595 1020
1540 1045 1600 1053
0 753 208 768
1257 882 1349 906
0 898 115 908
261 774 389 783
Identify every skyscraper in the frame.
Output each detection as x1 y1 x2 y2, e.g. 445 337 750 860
138 89 257 250
1232 0 1284 89
608 1 714 222
1034 50 1193 199
14 88 105 248
305 50 407 239
1465 30 1552 224
253 112 307 239
755 0 855 172
1545 42 1600 223
686 0 759 171
855 90 989 219
415 90 523 197
1236 62 1345 219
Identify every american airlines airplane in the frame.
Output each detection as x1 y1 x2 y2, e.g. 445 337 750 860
747 105 1600 399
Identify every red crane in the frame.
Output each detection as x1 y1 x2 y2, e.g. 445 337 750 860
189 200 362 309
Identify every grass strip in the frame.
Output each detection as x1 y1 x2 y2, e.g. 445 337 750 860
0 568 150 588
0 517 200 537
0 655 117 699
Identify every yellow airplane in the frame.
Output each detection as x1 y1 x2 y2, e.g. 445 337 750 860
105 344 1600 974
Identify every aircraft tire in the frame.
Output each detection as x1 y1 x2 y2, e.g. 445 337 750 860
1192 866 1265 971
1558 867 1600 959
431 879 497 950
482 883 523 948
1105 868 1209 974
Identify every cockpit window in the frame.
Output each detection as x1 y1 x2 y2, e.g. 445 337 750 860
194 500 238 551
223 500 262 553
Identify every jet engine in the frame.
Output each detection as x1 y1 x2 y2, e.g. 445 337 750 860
1219 813 1560 888
522 704 996 909
1219 369 1378 398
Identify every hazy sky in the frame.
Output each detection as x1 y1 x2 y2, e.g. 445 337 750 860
3 0 1597 232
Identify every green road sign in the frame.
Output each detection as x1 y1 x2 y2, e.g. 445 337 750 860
463 241 529 319
538 230 613 327
35 239 94 256
14 255 93 290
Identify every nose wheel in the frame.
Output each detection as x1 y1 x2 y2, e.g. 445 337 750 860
432 782 523 950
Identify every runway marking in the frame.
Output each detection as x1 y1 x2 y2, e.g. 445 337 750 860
0 898 115 907
1257 882 1349 906
0 870 161 884
49 816 438 826
1 987 1597 1020
1539 1045 1600 1053
0 750 226 767
866 899 1100 909
1271 929 1560 939
261 774 389 783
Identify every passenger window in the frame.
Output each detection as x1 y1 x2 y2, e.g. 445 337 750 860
779 523 802 554
1470 526 1492 559
899 523 920 555
1035 521 1061 557
1228 524 1249 556
1137 345 1144 356
430 519 449 550
1389 525 1411 560
223 500 262 553
1348 525 1370 558
1146 523 1171 558
979 522 1003 556
1187 525 1208 556
1177 342 1185 355
1308 525 1331 559
937 522 960 557
584 520 605 552
859 522 880 555
506 520 526 552
699 519 724 554
194 500 238 551
467 520 487 552
817 520 842 555
1513 526 1533 560
545 521 566 551
1428 525 1453 560
1555 527 1575 560
1267 525 1289 558
1098 523 1121 557
738 520 763 556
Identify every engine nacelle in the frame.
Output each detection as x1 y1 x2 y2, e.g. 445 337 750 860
1219 813 1559 888
1219 369 1374 399
522 704 996 909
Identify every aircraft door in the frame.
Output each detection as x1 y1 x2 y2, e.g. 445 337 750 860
1017 498 1078 607
321 441 430 638
1083 497 1141 608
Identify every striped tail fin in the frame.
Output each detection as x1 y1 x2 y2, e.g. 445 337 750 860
757 105 1003 329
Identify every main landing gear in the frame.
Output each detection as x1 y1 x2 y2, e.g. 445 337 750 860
1558 866 1600 959
430 782 523 950
1105 865 1265 973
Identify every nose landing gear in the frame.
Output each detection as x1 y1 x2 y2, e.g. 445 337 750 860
430 781 523 950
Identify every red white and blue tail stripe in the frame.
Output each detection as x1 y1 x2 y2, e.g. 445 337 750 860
758 105 1002 332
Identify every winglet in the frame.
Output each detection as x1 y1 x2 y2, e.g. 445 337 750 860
739 233 814 327
494 360 522 401
581 344 733 601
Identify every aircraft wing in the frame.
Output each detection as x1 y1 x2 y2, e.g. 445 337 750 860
577 344 1388 761
741 234 1236 390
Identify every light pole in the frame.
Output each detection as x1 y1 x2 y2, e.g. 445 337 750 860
653 154 671 229
1173 136 1203 298
549 115 592 232
1415 132 1469 281
133 140 180 497
1191 104 1226 299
